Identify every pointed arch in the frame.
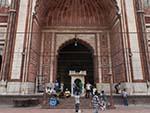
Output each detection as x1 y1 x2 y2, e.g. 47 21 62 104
56 38 95 88
57 38 94 55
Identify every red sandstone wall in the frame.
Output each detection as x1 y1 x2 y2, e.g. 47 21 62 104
0 6 8 13
0 7 8 74
144 8 150 24
99 33 110 83
0 7 8 23
28 20 41 82
144 7 150 15
42 32 52 82
110 22 126 83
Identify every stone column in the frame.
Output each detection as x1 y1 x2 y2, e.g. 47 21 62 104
0 0 18 81
113 0 134 95
125 0 144 81
124 0 147 94
107 32 112 75
22 0 37 83
93 55 98 83
96 33 102 83
10 0 28 80
96 33 107 92
136 0 150 80
6 0 35 94
49 33 56 83
0 0 18 93
39 33 45 76
114 0 130 83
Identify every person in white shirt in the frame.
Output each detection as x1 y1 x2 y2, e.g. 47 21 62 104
85 82 91 98
50 88 56 96
64 88 71 98
92 87 97 96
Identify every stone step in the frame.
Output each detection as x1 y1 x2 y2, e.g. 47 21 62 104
45 97 92 109
1 94 150 108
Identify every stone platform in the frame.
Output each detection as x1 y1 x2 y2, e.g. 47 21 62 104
0 94 150 109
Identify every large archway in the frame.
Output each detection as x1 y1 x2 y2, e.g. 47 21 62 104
57 39 94 91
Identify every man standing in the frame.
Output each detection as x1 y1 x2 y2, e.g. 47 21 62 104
85 82 91 98
122 89 128 106
74 92 81 113
146 80 150 95
114 82 121 94
100 90 107 110
74 81 81 113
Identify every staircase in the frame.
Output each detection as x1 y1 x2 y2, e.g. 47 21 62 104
45 97 92 109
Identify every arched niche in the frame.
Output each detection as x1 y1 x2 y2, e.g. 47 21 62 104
56 38 95 91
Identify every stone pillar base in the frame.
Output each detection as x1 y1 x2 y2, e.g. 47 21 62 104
6 82 21 94
132 83 147 94
96 83 110 93
120 82 148 95
120 82 133 95
0 80 7 94
6 82 35 94
46 83 54 88
20 82 35 94
96 82 148 95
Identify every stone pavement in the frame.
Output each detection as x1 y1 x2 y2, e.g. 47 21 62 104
0 105 150 113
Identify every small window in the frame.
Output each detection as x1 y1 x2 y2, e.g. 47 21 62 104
0 0 10 7
144 0 150 8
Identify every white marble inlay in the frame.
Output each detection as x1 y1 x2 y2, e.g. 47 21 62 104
125 0 143 80
11 0 28 79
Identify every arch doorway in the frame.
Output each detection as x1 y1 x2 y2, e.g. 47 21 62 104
57 39 94 91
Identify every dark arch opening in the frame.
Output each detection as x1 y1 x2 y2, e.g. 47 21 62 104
57 39 94 91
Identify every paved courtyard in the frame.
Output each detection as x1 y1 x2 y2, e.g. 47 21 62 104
0 105 150 113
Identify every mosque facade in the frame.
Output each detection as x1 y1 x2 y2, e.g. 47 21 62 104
0 0 150 95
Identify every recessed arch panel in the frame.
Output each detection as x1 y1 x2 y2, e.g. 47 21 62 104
35 0 118 27
57 38 95 90
56 34 96 55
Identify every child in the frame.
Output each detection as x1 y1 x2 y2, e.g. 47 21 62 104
64 88 71 98
100 90 107 110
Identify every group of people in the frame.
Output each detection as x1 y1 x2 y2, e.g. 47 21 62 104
114 82 128 106
45 80 61 96
45 80 129 112
45 80 71 107
85 82 97 98
45 80 72 98
73 81 108 113
86 82 128 113
45 81 60 107
92 90 108 113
